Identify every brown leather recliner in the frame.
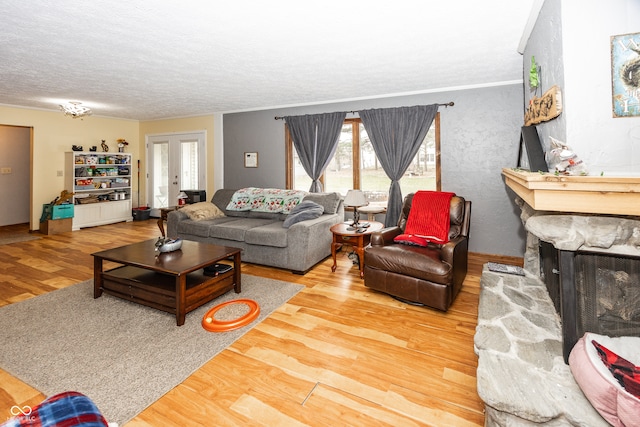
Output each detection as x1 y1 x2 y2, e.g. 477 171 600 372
363 193 471 311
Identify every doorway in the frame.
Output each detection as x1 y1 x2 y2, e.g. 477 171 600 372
0 125 31 227
146 131 206 217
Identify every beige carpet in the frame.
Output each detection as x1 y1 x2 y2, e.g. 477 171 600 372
0 275 303 425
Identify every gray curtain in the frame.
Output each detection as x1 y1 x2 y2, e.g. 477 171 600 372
285 112 346 192
358 105 438 227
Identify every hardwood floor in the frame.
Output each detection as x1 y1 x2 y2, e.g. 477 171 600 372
0 220 521 426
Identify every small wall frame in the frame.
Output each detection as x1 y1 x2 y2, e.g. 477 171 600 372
244 152 258 168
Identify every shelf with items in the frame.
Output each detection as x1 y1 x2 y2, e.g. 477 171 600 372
65 151 133 229
69 152 132 202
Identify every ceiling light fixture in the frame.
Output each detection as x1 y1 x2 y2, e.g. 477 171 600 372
59 101 92 119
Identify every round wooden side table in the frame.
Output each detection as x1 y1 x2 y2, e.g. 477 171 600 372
330 221 384 279
358 205 387 221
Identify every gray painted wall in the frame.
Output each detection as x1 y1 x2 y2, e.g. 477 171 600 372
523 0 566 152
223 85 526 257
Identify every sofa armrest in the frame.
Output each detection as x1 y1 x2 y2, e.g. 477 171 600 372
370 226 402 246
166 210 189 238
286 213 340 268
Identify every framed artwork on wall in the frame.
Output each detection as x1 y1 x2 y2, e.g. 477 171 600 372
611 32 640 117
244 152 258 168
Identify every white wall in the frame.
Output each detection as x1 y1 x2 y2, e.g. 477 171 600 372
530 0 640 175
563 0 640 175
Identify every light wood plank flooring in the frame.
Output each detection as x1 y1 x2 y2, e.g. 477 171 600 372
0 220 521 426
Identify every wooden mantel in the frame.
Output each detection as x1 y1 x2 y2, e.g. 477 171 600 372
502 168 640 216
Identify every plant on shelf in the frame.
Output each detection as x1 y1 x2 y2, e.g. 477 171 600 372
117 138 129 153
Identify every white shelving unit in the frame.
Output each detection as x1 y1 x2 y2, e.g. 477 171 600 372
65 151 133 230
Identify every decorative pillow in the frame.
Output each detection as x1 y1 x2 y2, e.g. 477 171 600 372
394 233 429 247
281 190 308 214
180 202 225 220
282 201 324 228
226 187 261 211
569 332 640 427
303 192 341 214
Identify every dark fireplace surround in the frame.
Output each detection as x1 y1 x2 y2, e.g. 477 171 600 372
522 200 640 358
539 240 640 362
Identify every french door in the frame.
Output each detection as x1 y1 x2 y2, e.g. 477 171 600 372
146 131 206 217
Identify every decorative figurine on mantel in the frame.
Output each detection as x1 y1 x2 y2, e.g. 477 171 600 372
117 138 129 152
101 139 109 152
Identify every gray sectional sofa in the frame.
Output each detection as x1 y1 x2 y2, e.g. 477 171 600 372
166 188 344 274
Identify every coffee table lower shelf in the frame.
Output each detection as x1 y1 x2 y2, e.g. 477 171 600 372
100 265 236 324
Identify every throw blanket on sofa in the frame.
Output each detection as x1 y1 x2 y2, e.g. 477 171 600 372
394 191 454 246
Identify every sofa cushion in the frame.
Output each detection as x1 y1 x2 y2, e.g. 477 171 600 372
208 218 278 242
180 202 225 220
283 201 324 228
245 222 289 247
303 192 342 214
365 244 452 284
177 218 220 238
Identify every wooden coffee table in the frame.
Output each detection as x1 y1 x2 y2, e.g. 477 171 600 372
92 239 242 326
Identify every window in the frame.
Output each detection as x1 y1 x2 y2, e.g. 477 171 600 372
286 114 440 204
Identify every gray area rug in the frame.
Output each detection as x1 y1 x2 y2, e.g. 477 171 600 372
0 234 40 245
0 275 303 425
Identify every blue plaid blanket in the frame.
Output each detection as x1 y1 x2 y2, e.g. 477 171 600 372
3 392 108 427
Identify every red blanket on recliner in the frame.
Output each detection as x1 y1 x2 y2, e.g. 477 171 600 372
394 191 454 247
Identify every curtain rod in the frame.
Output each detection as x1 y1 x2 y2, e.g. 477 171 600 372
273 102 454 120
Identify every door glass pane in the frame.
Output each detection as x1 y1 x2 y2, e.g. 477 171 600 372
324 123 353 196
152 142 169 209
180 140 199 190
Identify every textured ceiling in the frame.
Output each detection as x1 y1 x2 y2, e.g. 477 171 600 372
0 1 535 121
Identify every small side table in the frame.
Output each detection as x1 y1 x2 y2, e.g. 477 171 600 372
330 221 384 279
158 206 180 237
358 205 387 221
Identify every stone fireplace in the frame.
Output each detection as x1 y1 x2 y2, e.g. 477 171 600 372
526 211 640 362
474 169 640 426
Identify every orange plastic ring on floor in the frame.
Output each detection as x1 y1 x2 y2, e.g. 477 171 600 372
201 299 260 332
